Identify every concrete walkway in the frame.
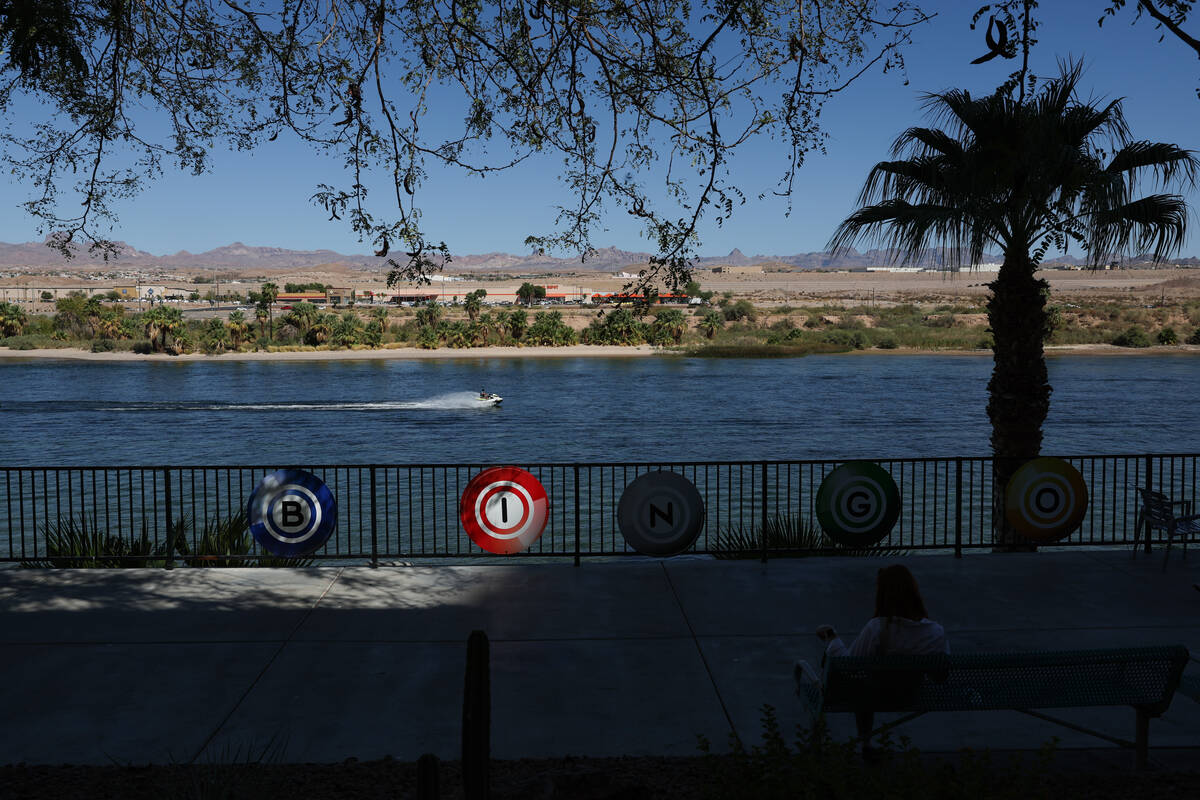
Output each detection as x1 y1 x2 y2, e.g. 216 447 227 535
1 550 1197 768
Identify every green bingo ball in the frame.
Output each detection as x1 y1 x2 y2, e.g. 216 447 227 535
815 462 901 547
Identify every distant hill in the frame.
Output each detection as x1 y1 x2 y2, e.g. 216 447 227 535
0 236 1193 271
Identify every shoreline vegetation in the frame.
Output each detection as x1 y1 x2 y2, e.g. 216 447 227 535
3 286 1200 362
3 342 1199 362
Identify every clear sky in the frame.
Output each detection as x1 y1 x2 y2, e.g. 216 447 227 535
3 2 1200 259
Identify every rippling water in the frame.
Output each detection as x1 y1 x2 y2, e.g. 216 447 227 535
1 353 1197 465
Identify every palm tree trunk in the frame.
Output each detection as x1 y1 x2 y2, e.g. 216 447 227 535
986 253 1052 551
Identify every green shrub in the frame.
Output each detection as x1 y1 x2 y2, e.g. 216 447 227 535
1 334 70 350
723 300 757 322
818 330 867 350
1112 325 1151 347
132 339 155 354
90 339 115 352
875 336 898 350
1156 327 1178 345
1188 328 1200 345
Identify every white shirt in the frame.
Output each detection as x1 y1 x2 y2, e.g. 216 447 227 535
826 616 949 658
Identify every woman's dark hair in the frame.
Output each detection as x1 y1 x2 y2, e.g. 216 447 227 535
874 565 928 621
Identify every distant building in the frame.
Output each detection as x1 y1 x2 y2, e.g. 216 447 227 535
865 267 927 273
326 287 355 306
710 265 763 274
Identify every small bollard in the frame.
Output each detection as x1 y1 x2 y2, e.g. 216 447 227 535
416 752 440 800
462 629 490 800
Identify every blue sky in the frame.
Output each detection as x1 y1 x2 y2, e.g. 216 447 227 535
3 2 1200 258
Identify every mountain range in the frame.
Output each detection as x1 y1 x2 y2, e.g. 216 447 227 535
1 237 1194 271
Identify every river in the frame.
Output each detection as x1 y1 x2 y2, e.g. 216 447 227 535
1 352 1197 465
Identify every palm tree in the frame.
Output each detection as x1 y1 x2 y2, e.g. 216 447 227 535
369 306 389 327
331 310 362 347
282 301 319 342
493 310 511 343
507 308 528 341
260 282 279 332
227 310 249 349
310 313 338 345
82 297 103 338
698 309 724 339
473 311 494 346
653 308 687 345
96 309 124 340
0 302 28 336
464 289 487 322
830 63 1196 547
254 304 270 339
416 299 442 329
142 306 167 352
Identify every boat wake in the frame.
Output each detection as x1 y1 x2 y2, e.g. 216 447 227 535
6 392 501 413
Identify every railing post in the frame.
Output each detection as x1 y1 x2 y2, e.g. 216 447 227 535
370 466 379 568
162 466 175 570
761 461 769 563
1143 455 1153 554
573 466 581 567
954 459 963 559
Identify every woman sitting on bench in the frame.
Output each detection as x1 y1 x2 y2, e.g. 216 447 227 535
799 564 949 759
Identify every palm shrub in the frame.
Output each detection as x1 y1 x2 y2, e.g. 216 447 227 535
582 307 646 344
830 63 1196 548
0 301 27 336
21 515 179 568
712 514 907 559
651 308 687 344
698 309 724 339
506 308 528 340
173 511 315 567
330 310 363 347
525 311 577 345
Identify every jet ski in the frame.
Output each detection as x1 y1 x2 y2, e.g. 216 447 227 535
476 391 503 407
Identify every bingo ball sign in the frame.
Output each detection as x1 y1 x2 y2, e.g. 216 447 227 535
460 466 549 554
815 462 901 547
247 469 337 557
1005 457 1088 542
617 470 706 556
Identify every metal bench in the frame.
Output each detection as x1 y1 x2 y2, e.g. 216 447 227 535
1179 673 1200 704
1134 488 1200 570
796 646 1189 769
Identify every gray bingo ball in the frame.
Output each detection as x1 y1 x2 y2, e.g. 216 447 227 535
617 470 706 556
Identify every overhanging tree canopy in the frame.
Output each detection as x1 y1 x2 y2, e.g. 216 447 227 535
0 0 929 288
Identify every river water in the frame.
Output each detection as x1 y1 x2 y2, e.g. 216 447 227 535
1 352 1197 466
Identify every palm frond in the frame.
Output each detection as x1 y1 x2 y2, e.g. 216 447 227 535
1087 194 1190 264
1106 141 1199 191
829 199 989 269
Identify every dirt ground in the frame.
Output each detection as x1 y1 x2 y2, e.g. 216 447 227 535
5 267 1200 315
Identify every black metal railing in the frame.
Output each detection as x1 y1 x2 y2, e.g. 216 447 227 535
2 454 1197 565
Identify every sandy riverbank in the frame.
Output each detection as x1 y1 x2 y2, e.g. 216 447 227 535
0 344 662 362
2 342 1199 362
